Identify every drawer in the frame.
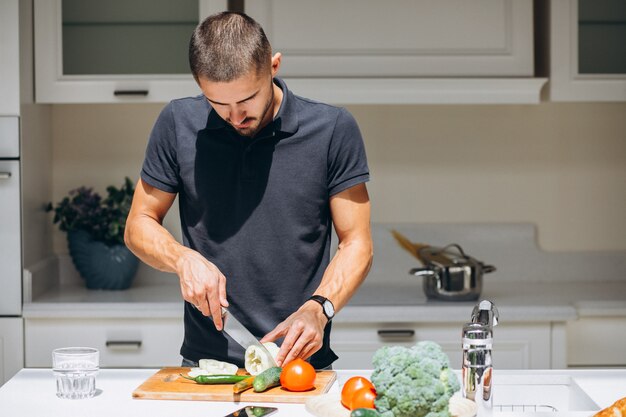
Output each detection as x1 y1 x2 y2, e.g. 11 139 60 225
0 117 19 157
567 317 626 367
330 322 554 370
25 318 184 368
331 323 460 370
0 318 23 385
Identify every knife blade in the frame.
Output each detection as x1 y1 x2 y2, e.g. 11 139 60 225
220 307 278 367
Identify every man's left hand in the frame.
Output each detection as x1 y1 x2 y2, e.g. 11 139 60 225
260 301 326 367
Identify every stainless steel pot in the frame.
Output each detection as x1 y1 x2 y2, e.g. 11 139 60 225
409 243 496 301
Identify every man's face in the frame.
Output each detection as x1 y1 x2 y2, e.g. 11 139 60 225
199 69 276 138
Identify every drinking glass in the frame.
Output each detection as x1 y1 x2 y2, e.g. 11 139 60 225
52 347 99 399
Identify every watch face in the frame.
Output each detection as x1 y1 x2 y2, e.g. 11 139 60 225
323 300 335 317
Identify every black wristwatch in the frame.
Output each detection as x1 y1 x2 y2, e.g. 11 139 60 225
308 295 335 322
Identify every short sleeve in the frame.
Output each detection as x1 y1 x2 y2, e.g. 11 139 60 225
140 102 180 193
327 108 370 196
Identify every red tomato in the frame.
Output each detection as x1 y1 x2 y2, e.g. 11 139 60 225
341 376 375 409
279 358 316 391
349 386 377 410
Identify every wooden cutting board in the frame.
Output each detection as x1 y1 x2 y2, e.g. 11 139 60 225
132 367 337 403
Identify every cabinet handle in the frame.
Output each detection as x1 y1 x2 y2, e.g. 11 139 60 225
0 172 11 179
377 329 415 338
105 340 142 350
113 90 149 96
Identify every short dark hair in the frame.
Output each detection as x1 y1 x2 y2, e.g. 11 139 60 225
189 12 272 82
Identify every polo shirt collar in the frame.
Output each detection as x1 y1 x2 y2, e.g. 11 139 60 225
204 77 299 136
272 77 299 136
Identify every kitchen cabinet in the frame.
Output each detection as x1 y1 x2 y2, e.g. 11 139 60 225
550 0 626 101
331 321 565 370
0 157 22 316
246 0 534 78
567 317 626 367
0 318 23 386
25 318 185 368
0 117 22 318
33 0 226 103
0 0 20 115
33 0 546 104
243 0 545 104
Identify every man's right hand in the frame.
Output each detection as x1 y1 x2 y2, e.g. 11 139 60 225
175 249 228 330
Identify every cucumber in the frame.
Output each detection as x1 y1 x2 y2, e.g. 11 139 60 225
252 366 282 392
350 408 381 417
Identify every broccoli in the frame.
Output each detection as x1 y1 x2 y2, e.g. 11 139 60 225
370 341 460 417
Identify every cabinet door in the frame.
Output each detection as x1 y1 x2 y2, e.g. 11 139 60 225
245 0 534 77
34 0 226 103
0 0 20 115
550 0 626 101
567 317 626 367
25 318 185 368
0 318 24 386
331 322 556 370
331 323 460 370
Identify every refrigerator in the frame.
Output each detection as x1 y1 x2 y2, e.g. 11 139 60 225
0 116 23 385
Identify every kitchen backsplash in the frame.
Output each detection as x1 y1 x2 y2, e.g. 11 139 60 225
39 222 626 289
48 101 626 253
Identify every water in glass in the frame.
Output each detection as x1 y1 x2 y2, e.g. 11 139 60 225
52 347 99 399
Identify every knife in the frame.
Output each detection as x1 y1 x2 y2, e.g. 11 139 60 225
219 307 278 367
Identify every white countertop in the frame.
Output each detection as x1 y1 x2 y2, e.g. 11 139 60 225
23 280 626 322
1 368 625 417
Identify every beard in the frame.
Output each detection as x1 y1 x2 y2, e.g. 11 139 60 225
231 82 275 138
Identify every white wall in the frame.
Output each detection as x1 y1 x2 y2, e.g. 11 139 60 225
351 102 626 252
50 101 626 254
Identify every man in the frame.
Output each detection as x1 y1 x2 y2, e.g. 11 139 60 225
125 12 372 369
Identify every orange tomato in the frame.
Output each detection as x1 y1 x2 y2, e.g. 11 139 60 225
349 386 377 410
341 376 376 409
279 358 316 392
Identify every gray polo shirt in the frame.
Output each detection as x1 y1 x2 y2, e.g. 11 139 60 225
141 78 369 369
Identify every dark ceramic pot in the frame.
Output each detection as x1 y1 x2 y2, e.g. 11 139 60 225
67 230 139 290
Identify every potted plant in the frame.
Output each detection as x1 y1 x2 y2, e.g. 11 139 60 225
47 177 139 290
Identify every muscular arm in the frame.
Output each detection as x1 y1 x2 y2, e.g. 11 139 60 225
261 183 373 365
309 183 373 311
124 179 228 328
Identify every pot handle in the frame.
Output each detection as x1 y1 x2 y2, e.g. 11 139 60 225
439 243 468 258
409 268 438 278
482 264 497 274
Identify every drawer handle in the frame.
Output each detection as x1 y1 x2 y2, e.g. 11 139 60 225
114 90 149 96
106 340 142 350
0 172 12 179
377 329 415 338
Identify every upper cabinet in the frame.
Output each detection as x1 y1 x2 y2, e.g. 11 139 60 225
33 0 226 103
550 0 626 101
246 0 534 78
245 0 545 104
33 0 545 104
0 0 20 115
